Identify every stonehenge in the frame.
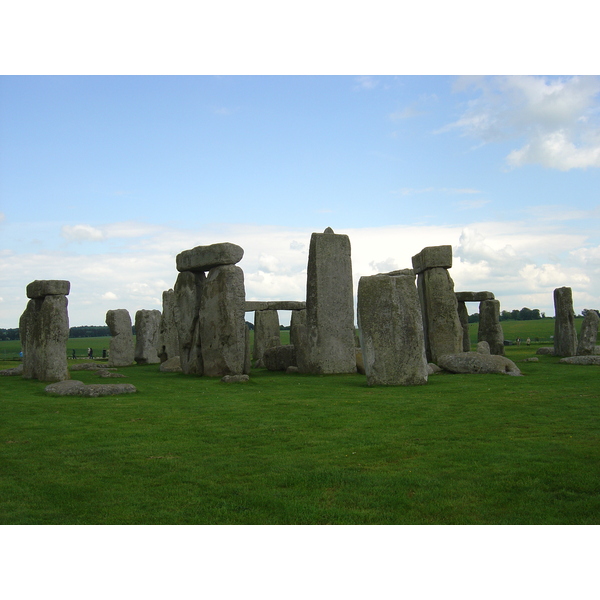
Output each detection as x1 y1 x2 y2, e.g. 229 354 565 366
15 232 597 388
19 280 70 382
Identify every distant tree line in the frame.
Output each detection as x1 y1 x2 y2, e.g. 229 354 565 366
468 307 546 323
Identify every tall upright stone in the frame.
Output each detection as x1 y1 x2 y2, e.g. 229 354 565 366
298 228 356 374
156 289 179 363
477 299 504 355
554 287 578 357
253 309 281 367
412 246 463 364
106 309 134 367
198 264 246 376
576 310 599 356
173 270 204 375
456 301 471 352
358 270 428 386
19 280 70 382
134 309 162 364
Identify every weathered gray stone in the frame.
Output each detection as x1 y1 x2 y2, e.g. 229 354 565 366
554 287 578 357
244 324 251 375
412 245 452 275
477 341 491 354
106 309 135 367
45 380 137 397
427 363 443 375
156 290 179 363
0 364 23 376
457 301 471 352
253 310 281 367
559 356 600 365
134 309 162 365
20 292 70 382
160 356 183 372
523 357 539 362
478 299 504 355
536 347 555 355
173 271 204 375
438 353 522 376
176 242 244 273
263 344 297 371
70 362 111 371
416 267 463 363
576 311 599 356
357 272 428 386
286 366 299 374
355 348 365 375
455 291 495 302
245 301 306 312
26 280 70 299
298 229 356 375
97 370 126 378
290 308 306 350
198 264 246 377
221 374 250 383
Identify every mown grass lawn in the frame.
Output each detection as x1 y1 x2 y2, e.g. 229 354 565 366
1 343 598 525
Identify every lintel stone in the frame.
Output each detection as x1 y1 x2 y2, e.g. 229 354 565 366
411 245 453 274
176 242 244 273
26 280 70 298
245 301 306 312
455 291 495 302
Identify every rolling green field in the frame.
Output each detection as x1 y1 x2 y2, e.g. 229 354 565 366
1 319 598 525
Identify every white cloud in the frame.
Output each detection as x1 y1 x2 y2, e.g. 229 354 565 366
440 75 600 171
101 291 118 300
354 76 379 90
61 224 105 241
61 221 165 243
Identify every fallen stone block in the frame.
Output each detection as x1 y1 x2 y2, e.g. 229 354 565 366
221 374 250 383
558 356 600 365
45 380 137 397
263 345 297 371
160 356 183 372
0 364 23 376
438 353 522 376
536 347 555 355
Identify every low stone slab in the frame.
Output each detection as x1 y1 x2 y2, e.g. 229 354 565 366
97 370 126 378
438 353 522 376
0 364 23 376
536 347 555 355
523 357 539 362
160 356 183 372
427 363 443 375
455 291 495 302
263 345 297 371
70 362 111 371
26 280 70 298
411 245 452 274
45 380 137 397
221 374 250 383
245 301 306 312
558 356 600 365
176 242 244 272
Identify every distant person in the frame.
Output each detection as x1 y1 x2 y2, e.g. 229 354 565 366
88 347 93 359
72 349 76 359
526 338 531 346
516 337 521 346
19 351 23 359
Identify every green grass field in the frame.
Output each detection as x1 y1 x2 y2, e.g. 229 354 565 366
1 318 599 525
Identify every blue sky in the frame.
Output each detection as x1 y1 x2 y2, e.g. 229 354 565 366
2 74 600 327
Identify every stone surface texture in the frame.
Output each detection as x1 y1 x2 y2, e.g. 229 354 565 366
176 242 243 273
156 289 180 362
412 245 452 274
245 301 306 312
45 380 137 397
198 264 246 377
477 299 505 355
20 289 70 382
26 280 71 299
576 310 599 356
357 272 428 386
263 344 297 371
559 356 600 365
298 229 356 374
173 271 204 375
438 353 522 376
159 356 183 372
416 266 463 363
457 301 471 352
134 309 162 364
455 291 494 302
553 287 578 357
106 309 135 367
253 309 281 367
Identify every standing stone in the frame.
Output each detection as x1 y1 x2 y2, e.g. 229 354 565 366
554 287 578 357
173 270 205 375
156 289 179 363
253 310 281 367
477 299 504 355
290 308 306 349
298 228 356 374
134 309 162 364
106 309 135 367
19 280 70 382
576 310 599 356
358 270 428 386
198 264 246 377
456 301 471 352
413 246 463 363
